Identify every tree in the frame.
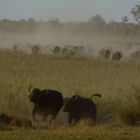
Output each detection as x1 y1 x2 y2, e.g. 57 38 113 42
27 17 36 32
131 4 140 24
122 16 129 23
28 17 35 23
88 14 106 33
48 17 60 25
88 14 105 24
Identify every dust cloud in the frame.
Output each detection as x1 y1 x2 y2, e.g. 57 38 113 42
0 24 140 59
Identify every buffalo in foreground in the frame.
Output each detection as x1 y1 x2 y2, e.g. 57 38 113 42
28 86 63 124
63 94 101 125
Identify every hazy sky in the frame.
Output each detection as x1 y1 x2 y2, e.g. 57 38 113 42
0 0 139 22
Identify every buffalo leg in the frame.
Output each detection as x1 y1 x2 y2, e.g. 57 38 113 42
91 110 97 123
32 107 36 121
68 113 74 125
73 117 80 125
50 114 56 124
32 106 39 122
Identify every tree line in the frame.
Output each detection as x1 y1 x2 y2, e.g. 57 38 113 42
0 4 140 37
0 16 139 37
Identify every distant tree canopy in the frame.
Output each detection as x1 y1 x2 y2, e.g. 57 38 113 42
122 16 129 23
131 4 140 23
88 14 105 24
87 14 106 32
0 14 140 36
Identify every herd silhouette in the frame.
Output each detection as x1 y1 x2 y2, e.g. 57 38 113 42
10 43 140 61
11 43 126 61
99 49 123 60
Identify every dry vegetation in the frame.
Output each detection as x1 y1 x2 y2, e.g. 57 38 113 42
0 48 140 139
0 125 140 140
0 18 140 139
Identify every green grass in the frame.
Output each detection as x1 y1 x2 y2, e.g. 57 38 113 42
0 49 140 139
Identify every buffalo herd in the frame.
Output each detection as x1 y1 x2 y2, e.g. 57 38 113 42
11 42 140 61
27 86 101 126
99 49 123 61
11 43 125 61
52 45 123 60
52 45 84 57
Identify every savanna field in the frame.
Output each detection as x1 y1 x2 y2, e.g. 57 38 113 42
0 49 140 140
1 2 140 139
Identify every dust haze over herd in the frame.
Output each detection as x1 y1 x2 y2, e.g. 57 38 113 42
0 1 140 60
0 21 140 60
0 19 140 60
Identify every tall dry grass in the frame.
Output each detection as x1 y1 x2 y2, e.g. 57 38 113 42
0 49 140 126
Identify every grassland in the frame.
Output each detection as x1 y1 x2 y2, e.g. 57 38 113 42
0 49 140 139
0 125 140 140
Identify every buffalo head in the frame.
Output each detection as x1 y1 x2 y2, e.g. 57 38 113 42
28 86 41 103
63 95 80 112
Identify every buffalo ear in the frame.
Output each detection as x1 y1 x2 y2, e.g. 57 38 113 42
30 88 41 97
64 97 71 103
35 88 41 95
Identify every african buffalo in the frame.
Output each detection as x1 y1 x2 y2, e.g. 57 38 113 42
111 51 122 61
63 94 101 125
61 47 75 57
31 45 40 54
12 44 18 51
28 86 63 124
0 113 12 125
130 50 140 59
99 49 111 59
53 45 61 55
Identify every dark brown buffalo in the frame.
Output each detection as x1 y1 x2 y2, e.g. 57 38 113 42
53 45 61 55
130 50 140 59
61 47 75 57
0 113 12 125
31 45 40 54
99 49 111 59
28 86 63 123
111 51 122 61
63 94 101 125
